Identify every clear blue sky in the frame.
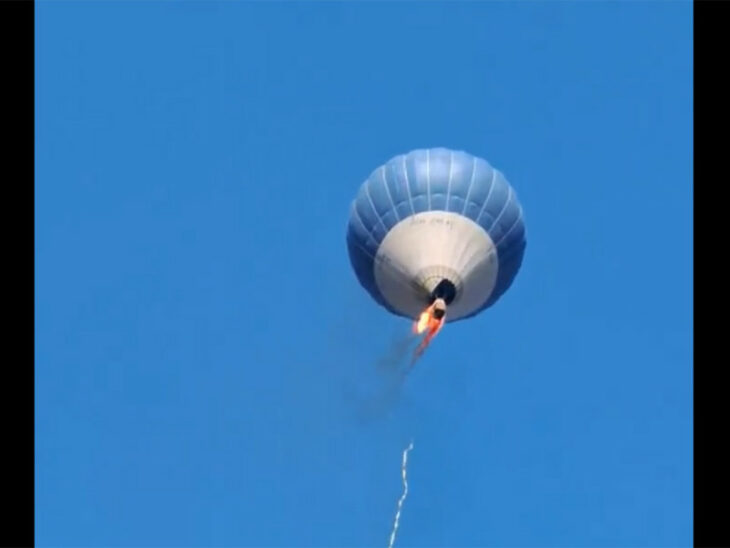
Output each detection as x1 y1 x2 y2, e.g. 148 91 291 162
35 2 692 547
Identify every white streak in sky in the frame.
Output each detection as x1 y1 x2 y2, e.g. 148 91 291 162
388 440 414 548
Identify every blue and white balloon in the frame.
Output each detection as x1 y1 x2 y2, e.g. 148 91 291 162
346 148 526 322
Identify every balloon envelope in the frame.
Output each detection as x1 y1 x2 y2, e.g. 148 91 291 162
346 148 526 322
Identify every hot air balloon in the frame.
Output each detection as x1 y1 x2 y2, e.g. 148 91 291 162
346 148 526 332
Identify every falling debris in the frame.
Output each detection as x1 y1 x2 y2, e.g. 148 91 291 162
411 298 446 366
388 440 414 548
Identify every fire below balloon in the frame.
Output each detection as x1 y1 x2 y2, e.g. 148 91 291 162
410 301 446 365
414 310 430 334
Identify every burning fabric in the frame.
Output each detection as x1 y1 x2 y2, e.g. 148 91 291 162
411 298 446 365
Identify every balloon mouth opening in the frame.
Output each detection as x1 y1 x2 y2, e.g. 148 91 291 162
430 278 457 305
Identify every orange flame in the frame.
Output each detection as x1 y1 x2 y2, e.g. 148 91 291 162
414 310 430 334
410 304 445 366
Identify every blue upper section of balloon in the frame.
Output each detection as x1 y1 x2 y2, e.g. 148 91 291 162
346 148 526 319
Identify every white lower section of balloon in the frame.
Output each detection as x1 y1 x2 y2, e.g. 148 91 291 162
373 211 498 321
